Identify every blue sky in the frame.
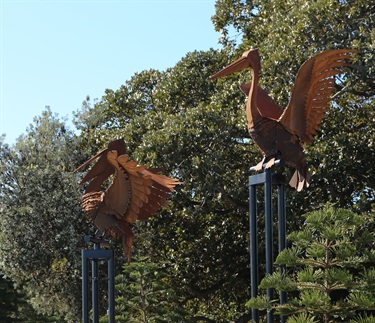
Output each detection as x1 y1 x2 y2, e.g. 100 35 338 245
1 0 221 145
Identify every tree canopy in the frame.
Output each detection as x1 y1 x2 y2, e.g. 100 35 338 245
0 109 90 321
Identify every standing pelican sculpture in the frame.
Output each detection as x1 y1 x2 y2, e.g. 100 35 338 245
210 49 356 191
75 139 181 262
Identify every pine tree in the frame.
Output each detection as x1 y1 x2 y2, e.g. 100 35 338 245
247 205 375 322
0 274 63 322
101 254 187 323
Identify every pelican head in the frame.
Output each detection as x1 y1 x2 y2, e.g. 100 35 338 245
209 49 260 80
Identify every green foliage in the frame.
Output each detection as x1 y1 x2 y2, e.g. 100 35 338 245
0 274 62 322
109 255 188 323
247 205 375 322
286 313 318 323
0 274 17 321
0 109 90 321
351 315 375 323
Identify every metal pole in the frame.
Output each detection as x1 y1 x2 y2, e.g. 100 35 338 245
278 182 287 323
249 181 259 323
264 168 273 323
108 250 115 323
82 251 89 323
92 243 100 323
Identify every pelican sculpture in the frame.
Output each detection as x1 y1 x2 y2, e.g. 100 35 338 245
210 49 356 191
75 139 181 262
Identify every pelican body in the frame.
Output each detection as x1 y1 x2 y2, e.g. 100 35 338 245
210 49 355 190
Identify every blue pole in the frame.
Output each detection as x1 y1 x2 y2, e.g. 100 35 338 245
249 181 259 322
82 251 89 323
108 250 115 323
278 182 287 323
92 243 100 323
264 168 274 323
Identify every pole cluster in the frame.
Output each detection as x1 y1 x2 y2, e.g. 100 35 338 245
82 236 115 323
249 162 287 323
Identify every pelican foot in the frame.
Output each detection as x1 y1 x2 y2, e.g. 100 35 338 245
265 158 276 169
253 158 266 171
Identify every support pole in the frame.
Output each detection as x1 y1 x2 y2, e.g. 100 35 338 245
92 243 100 323
277 182 287 323
249 181 259 322
82 252 89 322
108 251 115 322
264 168 273 323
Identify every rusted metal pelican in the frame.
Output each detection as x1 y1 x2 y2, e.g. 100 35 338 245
210 49 356 191
75 139 181 262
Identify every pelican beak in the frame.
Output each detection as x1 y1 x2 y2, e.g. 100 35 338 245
209 54 250 80
74 139 127 173
73 148 108 173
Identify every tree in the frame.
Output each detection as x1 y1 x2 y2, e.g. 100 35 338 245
0 273 60 322
0 109 90 321
247 205 375 322
112 254 188 323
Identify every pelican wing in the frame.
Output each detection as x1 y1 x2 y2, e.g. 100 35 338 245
240 84 284 120
257 87 284 120
116 154 152 223
115 155 181 222
279 49 356 143
137 169 182 220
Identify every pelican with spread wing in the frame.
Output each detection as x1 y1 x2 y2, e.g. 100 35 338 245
75 139 181 262
210 49 356 190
